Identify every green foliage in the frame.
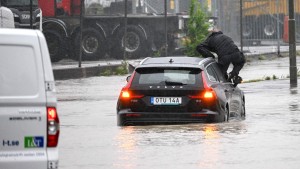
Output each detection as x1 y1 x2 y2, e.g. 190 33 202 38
115 61 128 75
258 55 266 60
184 0 209 57
100 61 128 76
265 76 271 80
243 79 264 83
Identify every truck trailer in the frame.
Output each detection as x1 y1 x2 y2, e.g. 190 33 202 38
39 0 189 62
242 0 300 44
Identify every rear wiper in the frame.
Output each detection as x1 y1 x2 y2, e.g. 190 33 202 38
165 81 187 86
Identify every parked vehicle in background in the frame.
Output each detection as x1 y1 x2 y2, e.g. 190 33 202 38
117 56 245 126
0 0 42 30
242 0 300 45
0 29 59 169
39 0 189 62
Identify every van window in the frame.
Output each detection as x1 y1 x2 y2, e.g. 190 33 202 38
0 45 39 96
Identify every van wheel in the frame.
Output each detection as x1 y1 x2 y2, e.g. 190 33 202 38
73 28 106 61
43 30 63 62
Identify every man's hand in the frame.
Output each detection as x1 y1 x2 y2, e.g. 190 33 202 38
196 44 215 58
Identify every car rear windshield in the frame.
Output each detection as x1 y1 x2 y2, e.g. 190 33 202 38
132 67 203 86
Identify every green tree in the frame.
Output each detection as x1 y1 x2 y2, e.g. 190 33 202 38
185 0 209 57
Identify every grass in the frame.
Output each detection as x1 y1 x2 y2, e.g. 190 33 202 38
243 74 281 83
258 55 267 60
242 79 264 83
100 61 128 76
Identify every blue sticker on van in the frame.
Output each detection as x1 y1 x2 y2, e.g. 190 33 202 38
24 137 44 148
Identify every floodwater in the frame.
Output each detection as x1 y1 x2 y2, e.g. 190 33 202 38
55 73 300 169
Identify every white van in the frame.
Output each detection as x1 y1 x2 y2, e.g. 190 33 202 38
0 29 59 169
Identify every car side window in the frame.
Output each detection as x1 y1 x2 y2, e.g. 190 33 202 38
211 62 227 82
206 65 218 82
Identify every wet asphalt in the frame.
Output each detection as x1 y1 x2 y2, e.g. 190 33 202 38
55 56 300 169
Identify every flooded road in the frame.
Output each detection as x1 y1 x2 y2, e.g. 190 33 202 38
55 73 300 169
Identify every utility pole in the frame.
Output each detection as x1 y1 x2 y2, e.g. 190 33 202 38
288 0 298 87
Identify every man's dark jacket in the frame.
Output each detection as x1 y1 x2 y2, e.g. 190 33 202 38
196 31 245 76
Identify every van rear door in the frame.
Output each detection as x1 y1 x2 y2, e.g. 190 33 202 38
0 30 48 168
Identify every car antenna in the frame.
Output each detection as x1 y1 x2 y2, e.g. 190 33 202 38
169 58 174 63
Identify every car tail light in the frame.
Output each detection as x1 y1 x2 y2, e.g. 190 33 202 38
188 72 216 102
191 114 208 117
121 91 130 98
119 72 144 100
47 107 60 147
120 90 144 99
125 113 141 117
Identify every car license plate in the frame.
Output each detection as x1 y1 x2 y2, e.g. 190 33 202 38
151 97 182 105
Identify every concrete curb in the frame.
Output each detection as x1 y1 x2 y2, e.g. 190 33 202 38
53 64 122 80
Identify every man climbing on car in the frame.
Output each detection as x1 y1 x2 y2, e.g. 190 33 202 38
196 26 245 83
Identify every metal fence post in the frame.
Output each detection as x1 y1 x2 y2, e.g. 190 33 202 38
79 0 84 68
30 0 33 29
164 0 168 57
276 0 281 56
240 0 243 51
123 0 128 60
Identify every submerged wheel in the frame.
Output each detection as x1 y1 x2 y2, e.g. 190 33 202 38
224 107 229 122
241 99 246 118
73 28 106 61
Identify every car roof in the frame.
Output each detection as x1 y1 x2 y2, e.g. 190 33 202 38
137 56 213 69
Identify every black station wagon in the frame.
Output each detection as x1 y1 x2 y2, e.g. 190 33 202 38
117 56 245 126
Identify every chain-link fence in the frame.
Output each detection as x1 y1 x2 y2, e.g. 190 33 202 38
215 0 300 55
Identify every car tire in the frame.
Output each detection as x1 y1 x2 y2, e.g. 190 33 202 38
111 25 150 59
241 99 246 118
73 28 106 61
223 107 229 122
43 30 64 62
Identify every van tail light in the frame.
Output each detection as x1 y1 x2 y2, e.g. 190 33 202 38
47 107 60 147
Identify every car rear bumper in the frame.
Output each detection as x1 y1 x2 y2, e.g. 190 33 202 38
117 109 222 126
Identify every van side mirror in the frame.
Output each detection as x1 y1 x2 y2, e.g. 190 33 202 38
126 75 131 82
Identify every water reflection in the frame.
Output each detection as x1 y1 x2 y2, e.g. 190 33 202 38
289 87 299 112
114 121 246 169
114 126 138 169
